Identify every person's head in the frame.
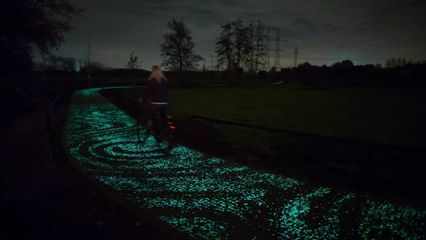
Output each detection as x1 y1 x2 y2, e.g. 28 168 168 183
151 65 160 72
149 65 167 82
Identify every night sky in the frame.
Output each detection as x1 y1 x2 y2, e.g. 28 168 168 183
57 0 426 69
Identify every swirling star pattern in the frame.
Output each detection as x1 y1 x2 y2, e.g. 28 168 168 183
65 88 426 239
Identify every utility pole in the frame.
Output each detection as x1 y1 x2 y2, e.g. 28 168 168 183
87 39 92 86
266 26 270 71
294 47 298 67
274 28 281 69
177 0 183 20
210 55 214 71
87 40 91 67
265 26 286 70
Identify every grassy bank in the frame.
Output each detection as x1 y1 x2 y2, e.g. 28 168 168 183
168 85 426 148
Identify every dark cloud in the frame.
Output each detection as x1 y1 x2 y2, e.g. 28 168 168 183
287 18 321 38
185 8 222 27
57 0 426 68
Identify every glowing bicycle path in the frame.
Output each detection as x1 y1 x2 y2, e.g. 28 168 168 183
65 88 425 239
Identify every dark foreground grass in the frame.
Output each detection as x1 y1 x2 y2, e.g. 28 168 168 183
168 85 426 148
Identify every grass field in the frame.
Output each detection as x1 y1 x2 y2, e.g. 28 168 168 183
167 85 426 148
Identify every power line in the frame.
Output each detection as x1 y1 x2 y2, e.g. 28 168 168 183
297 8 426 38
87 39 91 66
279 53 426 62
290 32 426 46
265 26 287 70
288 16 426 46
294 47 298 67
275 28 281 68
266 26 270 70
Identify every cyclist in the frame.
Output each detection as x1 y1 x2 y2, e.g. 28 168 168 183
144 65 169 138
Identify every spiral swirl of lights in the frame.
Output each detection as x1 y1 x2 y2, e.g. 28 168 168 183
65 88 426 240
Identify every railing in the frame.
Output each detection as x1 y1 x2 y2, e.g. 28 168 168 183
174 115 425 193
45 89 72 162
174 115 419 151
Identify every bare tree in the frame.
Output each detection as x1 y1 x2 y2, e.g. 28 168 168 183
216 19 266 72
161 19 203 72
244 22 256 72
215 22 234 71
232 19 248 70
127 51 140 69
216 19 248 71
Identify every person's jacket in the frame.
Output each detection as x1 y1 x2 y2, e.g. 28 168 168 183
145 77 168 103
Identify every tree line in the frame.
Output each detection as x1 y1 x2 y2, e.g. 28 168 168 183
27 17 268 74
160 18 267 73
281 60 426 87
2 0 425 87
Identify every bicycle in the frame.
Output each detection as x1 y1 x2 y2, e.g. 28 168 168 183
135 97 176 144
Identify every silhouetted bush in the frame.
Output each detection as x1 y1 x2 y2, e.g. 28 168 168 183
282 63 426 87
